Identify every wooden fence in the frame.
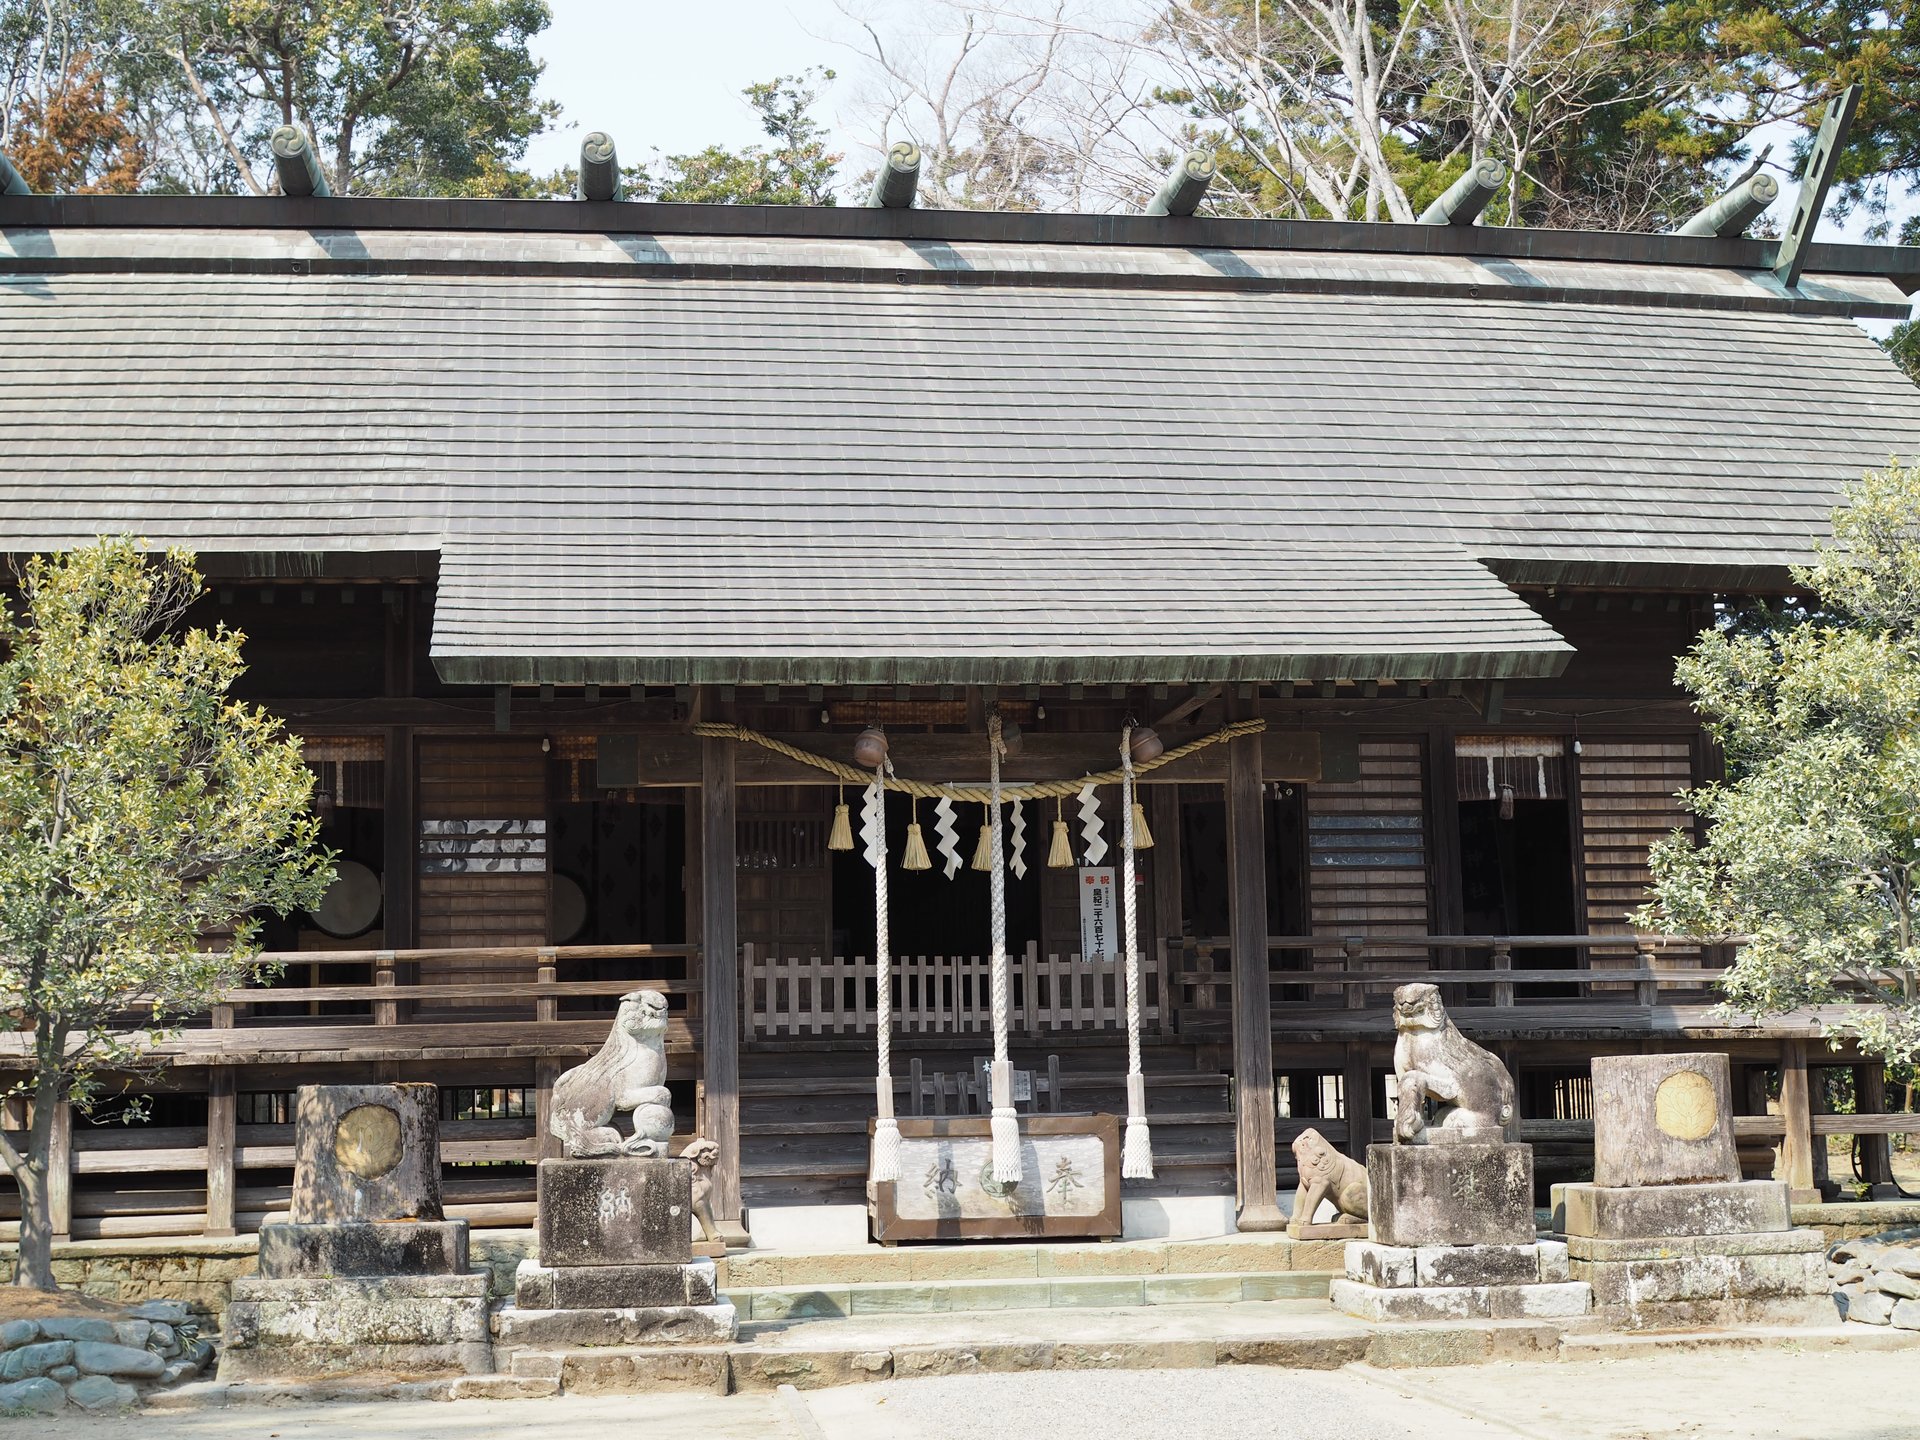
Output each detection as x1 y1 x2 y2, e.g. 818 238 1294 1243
742 942 1172 1041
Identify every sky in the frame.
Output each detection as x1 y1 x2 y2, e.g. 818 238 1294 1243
523 1 854 177
519 0 1907 271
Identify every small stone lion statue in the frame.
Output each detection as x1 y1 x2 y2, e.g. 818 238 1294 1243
551 989 675 1158
1288 1127 1368 1235
683 1135 722 1245
1392 982 1517 1145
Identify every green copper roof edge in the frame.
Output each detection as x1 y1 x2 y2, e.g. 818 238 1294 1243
429 645 1574 689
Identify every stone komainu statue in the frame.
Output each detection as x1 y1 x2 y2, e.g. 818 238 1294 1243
1391 982 1518 1144
1288 1127 1368 1234
550 988 675 1158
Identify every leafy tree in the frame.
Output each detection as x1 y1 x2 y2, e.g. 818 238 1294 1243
7 51 144 191
1886 321 1920 386
0 540 331 1288
156 0 557 196
631 70 841 206
1639 464 1920 1067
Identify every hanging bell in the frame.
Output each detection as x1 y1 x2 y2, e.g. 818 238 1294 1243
971 816 995 871
902 820 932 871
1128 725 1165 764
827 786 854 851
1130 801 1154 850
852 726 889 769
1047 816 1075 869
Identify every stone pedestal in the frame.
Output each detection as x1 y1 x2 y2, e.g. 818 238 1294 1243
217 1082 495 1381
258 1219 469 1278
1557 1179 1830 1328
1367 1142 1535 1246
1560 1055 1832 1329
496 1157 737 1357
1334 1142 1594 1322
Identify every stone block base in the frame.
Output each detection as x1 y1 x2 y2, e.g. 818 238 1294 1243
513 1257 717 1309
1367 1143 1535 1247
1330 1277 1591 1322
491 1302 738 1351
219 1273 492 1378
1570 1229 1830 1329
257 1220 469 1279
1337 1239 1586 1322
1556 1180 1790 1240
1347 1239 1570 1289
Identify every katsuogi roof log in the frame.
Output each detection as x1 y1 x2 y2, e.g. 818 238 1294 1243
867 141 921 209
271 126 330 199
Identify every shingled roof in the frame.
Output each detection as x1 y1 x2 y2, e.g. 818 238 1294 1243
3 198 1918 685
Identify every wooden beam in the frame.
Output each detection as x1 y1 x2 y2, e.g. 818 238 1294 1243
1154 685 1221 730
1226 710 1284 1231
205 1069 236 1237
701 737 742 1226
1778 1039 1816 1201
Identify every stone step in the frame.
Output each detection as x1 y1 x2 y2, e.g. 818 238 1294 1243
498 1298 1570 1395
725 1269 1335 1320
717 1232 1346 1288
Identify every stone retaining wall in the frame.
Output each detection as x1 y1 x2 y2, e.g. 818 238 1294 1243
0 1231 537 1323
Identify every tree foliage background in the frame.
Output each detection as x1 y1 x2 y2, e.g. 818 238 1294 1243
0 539 330 1286
1639 464 1920 1067
2 0 1918 226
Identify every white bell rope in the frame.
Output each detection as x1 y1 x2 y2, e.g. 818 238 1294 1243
986 713 1021 1184
864 769 902 1183
1119 725 1154 1180
1078 783 1107 866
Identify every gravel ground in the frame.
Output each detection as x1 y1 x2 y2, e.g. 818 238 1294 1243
24 1346 1920 1439
804 1348 1920 1440
802 1367 1512 1440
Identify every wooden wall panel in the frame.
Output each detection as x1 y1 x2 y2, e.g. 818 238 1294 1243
416 738 550 1001
735 785 831 962
1577 738 1697 976
1307 738 1431 985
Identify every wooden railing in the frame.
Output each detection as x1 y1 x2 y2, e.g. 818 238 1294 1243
742 942 1172 1041
1170 933 1732 1021
0 943 704 1242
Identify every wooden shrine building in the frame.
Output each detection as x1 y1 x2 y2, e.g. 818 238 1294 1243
3 190 1920 1240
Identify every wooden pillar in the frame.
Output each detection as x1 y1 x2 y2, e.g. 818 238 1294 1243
1778 1039 1816 1201
382 726 416 952
1858 1062 1895 1187
47 1100 71 1244
701 737 742 1227
1342 1042 1375 1163
1227 712 1283 1230
205 1069 236 1237
533 1059 565 1163
1808 1062 1832 1194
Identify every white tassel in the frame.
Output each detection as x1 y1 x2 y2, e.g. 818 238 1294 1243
989 1056 1022 1183
1122 1072 1155 1180
991 1109 1023 1184
871 1115 903 1184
